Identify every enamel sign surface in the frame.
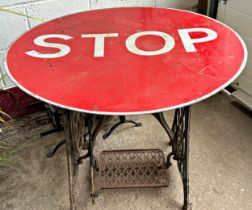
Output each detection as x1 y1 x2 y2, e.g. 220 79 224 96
5 8 247 114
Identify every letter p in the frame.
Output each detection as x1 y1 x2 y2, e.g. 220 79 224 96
178 28 218 52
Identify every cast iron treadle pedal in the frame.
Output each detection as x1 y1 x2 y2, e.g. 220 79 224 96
99 149 169 189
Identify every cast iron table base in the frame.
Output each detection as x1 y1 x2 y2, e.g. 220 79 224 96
103 116 142 139
62 106 192 210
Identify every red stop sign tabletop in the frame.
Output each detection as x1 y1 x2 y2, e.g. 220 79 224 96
4 7 247 115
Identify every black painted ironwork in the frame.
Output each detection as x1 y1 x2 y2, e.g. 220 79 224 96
151 108 192 209
81 114 107 203
38 104 65 158
152 112 174 144
62 107 191 210
41 104 63 137
103 116 142 139
167 106 192 210
28 102 63 137
46 139 66 158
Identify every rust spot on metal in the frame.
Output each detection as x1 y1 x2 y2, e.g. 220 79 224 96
99 149 169 189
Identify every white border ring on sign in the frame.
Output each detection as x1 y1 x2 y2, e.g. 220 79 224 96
3 7 248 116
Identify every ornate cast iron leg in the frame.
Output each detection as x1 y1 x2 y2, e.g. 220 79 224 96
103 116 142 139
166 106 192 210
69 114 107 204
46 139 66 158
63 110 85 210
41 104 63 137
77 115 108 164
84 114 108 204
152 112 174 144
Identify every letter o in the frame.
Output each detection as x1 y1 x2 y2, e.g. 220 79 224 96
126 31 175 56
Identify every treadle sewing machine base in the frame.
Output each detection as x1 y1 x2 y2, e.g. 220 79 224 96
98 149 169 189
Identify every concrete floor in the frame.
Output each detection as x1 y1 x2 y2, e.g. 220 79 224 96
0 93 251 210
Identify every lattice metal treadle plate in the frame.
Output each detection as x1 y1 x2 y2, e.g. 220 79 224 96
99 149 169 189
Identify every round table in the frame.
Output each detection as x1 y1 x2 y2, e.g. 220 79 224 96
4 7 247 210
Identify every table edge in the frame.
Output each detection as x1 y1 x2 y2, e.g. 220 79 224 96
3 7 248 116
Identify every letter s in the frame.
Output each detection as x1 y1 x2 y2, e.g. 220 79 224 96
26 34 72 58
